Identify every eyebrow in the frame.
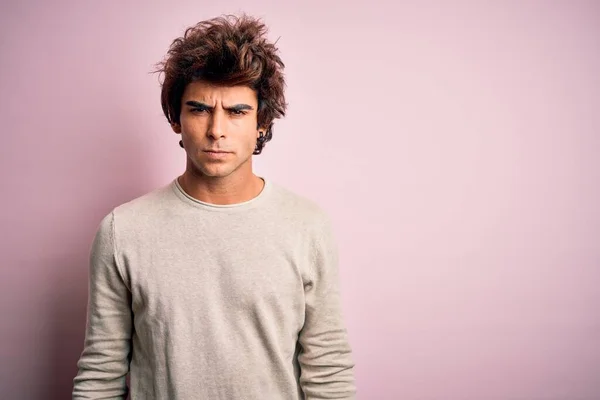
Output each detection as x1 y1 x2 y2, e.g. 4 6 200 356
185 100 254 112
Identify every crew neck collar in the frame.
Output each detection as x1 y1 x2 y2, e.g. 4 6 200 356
171 176 272 212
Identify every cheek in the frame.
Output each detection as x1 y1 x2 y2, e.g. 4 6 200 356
248 131 260 151
181 118 203 134
234 121 258 147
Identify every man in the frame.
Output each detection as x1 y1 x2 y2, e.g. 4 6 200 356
73 14 356 400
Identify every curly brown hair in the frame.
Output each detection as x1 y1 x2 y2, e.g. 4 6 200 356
154 14 287 155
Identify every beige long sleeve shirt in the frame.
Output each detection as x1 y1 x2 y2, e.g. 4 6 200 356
72 177 356 399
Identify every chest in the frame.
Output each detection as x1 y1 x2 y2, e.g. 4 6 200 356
121 223 311 332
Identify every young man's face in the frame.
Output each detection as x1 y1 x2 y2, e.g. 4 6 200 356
172 80 263 179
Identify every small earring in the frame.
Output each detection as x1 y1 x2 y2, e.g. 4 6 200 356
179 140 184 148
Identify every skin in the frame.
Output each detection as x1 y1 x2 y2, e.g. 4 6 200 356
171 80 268 205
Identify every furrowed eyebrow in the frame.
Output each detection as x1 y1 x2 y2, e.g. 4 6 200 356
226 104 254 112
185 101 212 109
185 101 254 112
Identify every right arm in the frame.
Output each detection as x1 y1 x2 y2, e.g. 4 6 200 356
73 212 133 399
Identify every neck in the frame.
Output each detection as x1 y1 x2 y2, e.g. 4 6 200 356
178 164 264 206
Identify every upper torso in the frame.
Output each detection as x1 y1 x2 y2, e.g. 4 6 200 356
115 178 321 399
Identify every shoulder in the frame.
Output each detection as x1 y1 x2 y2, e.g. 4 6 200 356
268 180 332 229
114 182 173 216
96 181 174 234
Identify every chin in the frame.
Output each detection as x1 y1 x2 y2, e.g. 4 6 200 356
189 153 250 179
195 162 236 178
203 170 233 178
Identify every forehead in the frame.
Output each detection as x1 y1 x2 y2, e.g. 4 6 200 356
182 80 258 105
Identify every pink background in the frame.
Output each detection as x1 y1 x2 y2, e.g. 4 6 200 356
1 1 599 399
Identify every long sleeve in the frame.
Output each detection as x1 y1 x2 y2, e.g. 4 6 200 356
73 212 133 399
298 215 357 399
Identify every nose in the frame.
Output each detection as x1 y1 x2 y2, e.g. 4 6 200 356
207 109 225 140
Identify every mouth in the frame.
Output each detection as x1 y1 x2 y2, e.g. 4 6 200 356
203 149 232 159
203 150 231 153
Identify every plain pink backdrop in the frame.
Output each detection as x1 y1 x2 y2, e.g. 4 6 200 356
1 1 599 399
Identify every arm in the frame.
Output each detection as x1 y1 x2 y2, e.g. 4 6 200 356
298 215 357 399
73 212 132 399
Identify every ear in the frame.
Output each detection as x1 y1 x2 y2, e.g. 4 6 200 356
171 122 182 134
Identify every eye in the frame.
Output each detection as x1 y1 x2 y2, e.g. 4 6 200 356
230 109 247 116
190 108 208 114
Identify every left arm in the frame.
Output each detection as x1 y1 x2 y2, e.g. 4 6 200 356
298 215 357 399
